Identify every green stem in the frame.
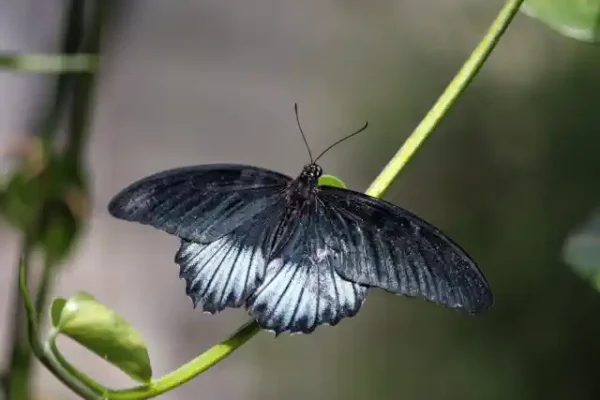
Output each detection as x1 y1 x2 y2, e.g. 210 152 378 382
110 321 261 400
4 244 33 400
4 253 56 400
35 259 56 321
37 0 88 143
19 258 101 400
65 1 111 167
366 0 525 199
45 320 261 400
0 54 97 74
47 330 108 396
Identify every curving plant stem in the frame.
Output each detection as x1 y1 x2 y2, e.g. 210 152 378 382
366 0 525 199
19 0 525 399
0 54 97 74
18 262 261 400
4 242 33 400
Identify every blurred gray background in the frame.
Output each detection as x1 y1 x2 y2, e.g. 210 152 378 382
2 1 600 399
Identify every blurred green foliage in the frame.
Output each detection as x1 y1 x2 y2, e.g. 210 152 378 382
0 149 87 265
0 2 114 400
522 0 600 43
563 210 600 290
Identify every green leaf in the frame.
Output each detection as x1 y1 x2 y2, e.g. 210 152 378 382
50 298 67 328
563 211 600 291
318 174 347 189
53 292 153 383
522 0 600 43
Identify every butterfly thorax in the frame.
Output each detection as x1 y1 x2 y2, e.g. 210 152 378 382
286 163 323 205
298 163 323 185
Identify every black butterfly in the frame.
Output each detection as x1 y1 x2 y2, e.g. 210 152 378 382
108 107 493 335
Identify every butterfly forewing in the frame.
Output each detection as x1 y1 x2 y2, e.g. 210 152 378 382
316 186 493 314
109 164 307 316
108 164 292 243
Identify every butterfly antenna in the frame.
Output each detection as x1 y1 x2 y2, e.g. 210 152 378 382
294 103 314 163
313 120 369 163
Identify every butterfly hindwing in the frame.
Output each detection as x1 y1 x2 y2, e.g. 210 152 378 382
316 186 493 314
246 201 368 334
108 164 292 243
176 237 265 314
174 191 296 313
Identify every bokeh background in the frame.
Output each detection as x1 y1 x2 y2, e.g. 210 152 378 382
2 1 600 399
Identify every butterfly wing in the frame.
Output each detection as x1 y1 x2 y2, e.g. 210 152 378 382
174 202 284 313
109 164 297 314
315 187 493 314
246 200 368 334
108 164 292 243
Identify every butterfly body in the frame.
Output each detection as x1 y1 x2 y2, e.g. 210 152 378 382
284 163 321 204
109 163 493 334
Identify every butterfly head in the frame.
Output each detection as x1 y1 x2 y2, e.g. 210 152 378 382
299 163 323 186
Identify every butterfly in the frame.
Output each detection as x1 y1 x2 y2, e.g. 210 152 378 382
108 105 493 335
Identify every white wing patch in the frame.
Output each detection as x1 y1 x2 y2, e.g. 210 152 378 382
176 236 266 313
246 239 368 334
